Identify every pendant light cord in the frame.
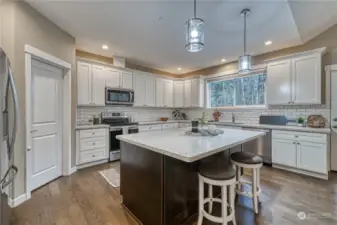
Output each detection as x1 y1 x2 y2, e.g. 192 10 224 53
194 0 196 18
243 11 247 55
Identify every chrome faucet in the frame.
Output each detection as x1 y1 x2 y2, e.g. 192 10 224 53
232 113 236 123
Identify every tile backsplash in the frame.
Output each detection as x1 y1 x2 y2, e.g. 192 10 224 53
76 106 174 124
183 105 330 126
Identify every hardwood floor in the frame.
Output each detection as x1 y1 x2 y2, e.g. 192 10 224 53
12 163 337 225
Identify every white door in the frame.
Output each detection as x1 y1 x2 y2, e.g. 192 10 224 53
105 68 120 88
77 61 91 105
174 81 184 107
91 65 105 106
266 60 292 105
296 141 327 174
184 80 191 107
134 73 146 106
120 71 133 89
145 75 156 107
156 78 164 107
164 79 173 107
30 59 63 191
272 139 297 167
292 55 321 104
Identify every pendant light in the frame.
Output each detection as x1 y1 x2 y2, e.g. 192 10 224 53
238 9 252 74
185 0 204 52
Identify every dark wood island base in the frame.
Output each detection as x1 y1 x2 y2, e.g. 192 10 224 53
120 141 223 225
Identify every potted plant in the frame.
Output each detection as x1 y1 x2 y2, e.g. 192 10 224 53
297 117 305 127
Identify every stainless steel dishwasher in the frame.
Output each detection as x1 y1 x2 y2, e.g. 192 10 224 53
242 128 272 164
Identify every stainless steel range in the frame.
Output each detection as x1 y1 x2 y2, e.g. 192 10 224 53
101 112 138 161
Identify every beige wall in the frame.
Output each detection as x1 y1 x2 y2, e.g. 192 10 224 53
1 1 76 198
181 24 337 77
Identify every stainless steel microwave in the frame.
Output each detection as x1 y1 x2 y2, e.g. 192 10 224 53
105 87 134 105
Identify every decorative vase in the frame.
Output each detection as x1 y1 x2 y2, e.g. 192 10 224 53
191 121 199 133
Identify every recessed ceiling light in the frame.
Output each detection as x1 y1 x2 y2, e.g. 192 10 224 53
177 68 182 71
221 59 227 62
265 40 272 46
102 44 109 50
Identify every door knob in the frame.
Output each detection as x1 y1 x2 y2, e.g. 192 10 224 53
27 147 31 151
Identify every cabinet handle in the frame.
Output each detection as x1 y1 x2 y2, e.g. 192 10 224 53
288 101 291 104
293 142 296 144
295 135 298 138
92 133 95 135
92 155 95 157
333 118 337 122
93 143 96 145
297 142 300 145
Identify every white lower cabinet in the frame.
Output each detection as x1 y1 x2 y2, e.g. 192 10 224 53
272 130 329 179
76 128 109 167
139 124 162 132
161 123 174 129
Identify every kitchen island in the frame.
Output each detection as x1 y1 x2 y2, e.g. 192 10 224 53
116 128 265 225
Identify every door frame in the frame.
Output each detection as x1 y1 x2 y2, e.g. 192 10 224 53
25 45 72 199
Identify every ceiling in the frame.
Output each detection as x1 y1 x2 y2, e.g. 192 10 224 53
26 0 337 74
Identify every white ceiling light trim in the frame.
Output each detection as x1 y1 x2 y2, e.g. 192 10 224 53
238 9 252 74
185 0 204 52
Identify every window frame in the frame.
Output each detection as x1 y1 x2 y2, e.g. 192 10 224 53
206 72 267 110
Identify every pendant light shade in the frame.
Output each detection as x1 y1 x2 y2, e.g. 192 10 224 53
185 0 204 52
238 9 252 74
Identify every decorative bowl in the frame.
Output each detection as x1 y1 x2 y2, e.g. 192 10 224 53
160 117 169 121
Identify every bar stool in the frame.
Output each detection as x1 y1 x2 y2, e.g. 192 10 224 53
230 152 263 214
197 159 237 225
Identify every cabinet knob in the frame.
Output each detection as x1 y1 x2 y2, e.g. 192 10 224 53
288 102 291 104
93 143 96 145
293 142 296 144
295 135 298 138
297 142 300 145
92 155 95 157
93 133 95 135
333 118 337 122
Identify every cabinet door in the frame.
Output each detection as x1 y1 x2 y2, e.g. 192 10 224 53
292 55 321 104
272 139 297 167
145 75 156 107
77 61 92 105
164 80 174 107
191 78 204 107
297 141 327 174
174 81 184 107
133 74 146 106
267 60 292 105
156 78 165 107
105 68 120 88
91 65 106 106
184 80 192 107
121 71 133 89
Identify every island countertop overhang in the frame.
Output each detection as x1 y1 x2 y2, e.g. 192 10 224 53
116 128 266 163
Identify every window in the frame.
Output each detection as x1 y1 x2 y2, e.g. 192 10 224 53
208 73 266 108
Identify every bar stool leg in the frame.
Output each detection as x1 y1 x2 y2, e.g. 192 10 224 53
221 184 228 225
235 166 241 191
208 184 213 214
252 168 259 214
229 183 237 225
197 177 204 225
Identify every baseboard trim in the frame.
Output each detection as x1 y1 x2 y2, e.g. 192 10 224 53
9 193 29 208
76 159 109 170
272 164 328 180
70 166 77 175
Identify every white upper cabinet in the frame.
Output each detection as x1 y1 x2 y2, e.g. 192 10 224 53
184 80 192 107
120 71 133 89
91 65 106 106
145 75 156 107
292 54 321 104
173 81 184 107
267 60 292 105
105 68 120 88
156 78 165 107
164 79 174 107
133 73 147 106
267 48 325 105
191 78 204 107
77 61 92 105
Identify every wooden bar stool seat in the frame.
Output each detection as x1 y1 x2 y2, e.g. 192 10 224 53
230 152 263 214
197 159 237 225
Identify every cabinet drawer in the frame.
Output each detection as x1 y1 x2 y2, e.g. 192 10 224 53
272 130 327 143
162 124 174 129
79 148 106 164
179 123 191 128
80 137 106 151
80 129 106 139
139 124 162 132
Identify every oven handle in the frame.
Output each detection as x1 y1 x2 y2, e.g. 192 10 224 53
109 127 124 131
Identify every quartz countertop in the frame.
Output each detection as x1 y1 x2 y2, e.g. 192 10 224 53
75 124 110 130
117 128 265 162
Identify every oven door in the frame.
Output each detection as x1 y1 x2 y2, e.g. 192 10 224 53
109 127 123 161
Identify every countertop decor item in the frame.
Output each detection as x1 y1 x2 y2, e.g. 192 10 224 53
160 117 169 121
197 112 208 125
212 110 221 122
172 110 187 120
307 115 325 128
185 129 224 136
296 117 305 127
